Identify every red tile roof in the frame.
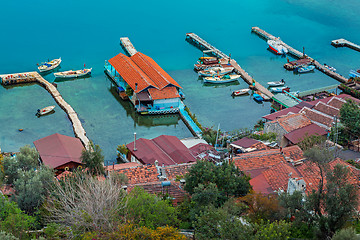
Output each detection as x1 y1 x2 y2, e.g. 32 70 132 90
299 107 335 129
108 53 157 93
105 162 141 171
249 173 273 194
326 96 347 109
231 137 260 149
116 164 159 185
276 113 312 132
165 162 196 180
263 107 301 121
33 133 84 169
313 101 340 117
284 123 328 145
148 86 180 100
131 53 181 90
281 145 304 162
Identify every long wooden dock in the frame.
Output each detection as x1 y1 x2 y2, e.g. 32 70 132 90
332 38 360 52
120 37 138 56
251 27 349 83
185 32 274 99
0 72 91 150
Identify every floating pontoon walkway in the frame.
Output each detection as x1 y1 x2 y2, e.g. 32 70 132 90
179 102 202 138
332 38 360 52
298 84 339 97
251 27 349 84
120 37 138 56
0 72 91 150
185 32 274 99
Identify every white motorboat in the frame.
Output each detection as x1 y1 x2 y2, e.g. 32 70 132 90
267 39 288 55
38 58 62 72
203 74 240 84
37 105 55 116
198 67 234 77
267 79 285 87
232 88 250 96
54 68 92 78
270 86 290 93
324 64 336 72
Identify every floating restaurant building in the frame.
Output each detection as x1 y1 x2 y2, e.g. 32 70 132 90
105 52 183 114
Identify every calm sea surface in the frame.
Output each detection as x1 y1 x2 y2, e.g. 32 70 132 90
0 0 359 164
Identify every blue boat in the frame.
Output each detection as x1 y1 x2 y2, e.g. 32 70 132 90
349 69 360 78
253 93 264 102
296 65 315 73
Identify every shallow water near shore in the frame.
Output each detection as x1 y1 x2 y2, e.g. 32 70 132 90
0 0 359 163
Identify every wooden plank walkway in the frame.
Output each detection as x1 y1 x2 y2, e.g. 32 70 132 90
332 38 360 52
251 26 349 83
0 72 91 150
120 37 138 56
185 32 274 98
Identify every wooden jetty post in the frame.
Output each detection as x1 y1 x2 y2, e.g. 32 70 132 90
251 27 349 83
0 72 91 150
185 32 274 99
332 38 360 52
120 37 138 57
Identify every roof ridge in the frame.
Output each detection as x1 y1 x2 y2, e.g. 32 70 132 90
316 101 340 111
300 106 335 120
151 138 178 165
55 133 78 164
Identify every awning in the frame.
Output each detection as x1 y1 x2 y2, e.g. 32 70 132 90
136 91 152 101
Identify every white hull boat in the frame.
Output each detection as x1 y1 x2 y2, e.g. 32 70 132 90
267 79 285 87
267 39 288 55
203 74 240 84
37 105 55 116
198 67 234 77
270 86 290 93
54 68 92 78
324 64 336 72
38 58 62 72
232 88 250 96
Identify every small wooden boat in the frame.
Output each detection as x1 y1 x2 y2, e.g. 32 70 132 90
270 86 290 93
54 68 92 78
203 74 240 84
38 58 61 72
296 65 315 73
198 67 234 77
267 79 285 87
253 93 264 102
323 64 336 72
37 105 55 116
232 88 250 96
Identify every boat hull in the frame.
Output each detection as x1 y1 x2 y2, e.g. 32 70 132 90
37 105 55 116
296 65 315 73
198 67 234 77
267 40 288 55
38 58 62 72
267 81 285 87
54 68 92 78
203 75 240 84
232 88 250 96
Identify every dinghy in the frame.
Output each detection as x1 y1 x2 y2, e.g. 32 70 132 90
38 58 61 72
36 105 55 116
54 68 92 78
267 79 285 87
232 88 250 96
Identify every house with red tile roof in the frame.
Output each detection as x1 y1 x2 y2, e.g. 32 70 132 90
105 51 183 114
283 123 328 145
230 137 268 153
126 135 197 166
33 133 84 174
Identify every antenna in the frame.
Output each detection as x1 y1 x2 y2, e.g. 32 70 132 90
134 132 137 151
215 123 220 150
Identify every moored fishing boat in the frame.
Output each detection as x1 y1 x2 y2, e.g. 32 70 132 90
256 91 271 101
267 39 288 55
203 74 240 84
36 105 55 116
323 64 336 72
296 65 315 73
253 93 264 102
349 69 360 78
54 68 92 78
270 86 290 93
198 67 234 77
38 58 62 72
232 88 250 96
267 79 285 87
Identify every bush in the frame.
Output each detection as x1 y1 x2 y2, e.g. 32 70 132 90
332 227 360 240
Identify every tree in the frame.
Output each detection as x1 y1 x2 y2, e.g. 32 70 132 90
332 228 360 240
339 99 360 138
298 134 326 151
185 161 250 206
0 231 19 240
45 173 126 235
125 187 179 229
81 143 105 176
253 220 291 240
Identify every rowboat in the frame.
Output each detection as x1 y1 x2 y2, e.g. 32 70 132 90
267 79 285 87
203 74 240 84
36 105 55 116
267 39 288 55
232 88 250 96
253 93 264 102
198 67 234 77
296 65 315 73
38 58 61 72
256 91 271 101
270 86 290 93
54 68 92 78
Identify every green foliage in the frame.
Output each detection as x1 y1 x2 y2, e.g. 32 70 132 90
251 132 277 142
254 119 265 131
298 134 327 151
332 227 360 240
126 187 179 229
125 84 133 96
346 159 360 169
253 220 291 240
0 231 19 240
0 197 36 239
42 223 69 240
184 106 203 132
81 143 105 176
201 127 219 146
340 99 360 137
340 83 360 99
117 144 129 157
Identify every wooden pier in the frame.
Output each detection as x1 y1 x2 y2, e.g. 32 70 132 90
120 37 138 56
185 32 274 99
332 38 360 52
251 27 349 83
0 72 91 150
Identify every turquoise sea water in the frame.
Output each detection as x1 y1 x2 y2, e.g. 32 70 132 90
0 0 359 164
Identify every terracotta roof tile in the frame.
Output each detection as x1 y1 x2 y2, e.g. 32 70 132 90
262 162 301 192
249 173 273 194
148 86 180 100
275 113 312 132
164 162 196 180
300 107 335 129
231 137 260 149
313 101 340 117
116 164 159 185
105 162 141 171
282 145 304 162
284 124 328 145
326 97 347 109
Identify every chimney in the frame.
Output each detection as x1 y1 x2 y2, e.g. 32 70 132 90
112 162 114 170
135 83 138 91
134 132 137 151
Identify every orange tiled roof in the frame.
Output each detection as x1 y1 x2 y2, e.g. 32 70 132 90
131 53 181 90
105 162 141 171
326 97 347 109
300 107 334 129
148 86 180 100
116 164 159 185
108 53 157 93
282 145 304 162
313 101 340 117
275 113 312 132
165 162 196 180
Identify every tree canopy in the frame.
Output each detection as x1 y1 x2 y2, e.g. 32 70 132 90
81 143 105 176
340 99 360 137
